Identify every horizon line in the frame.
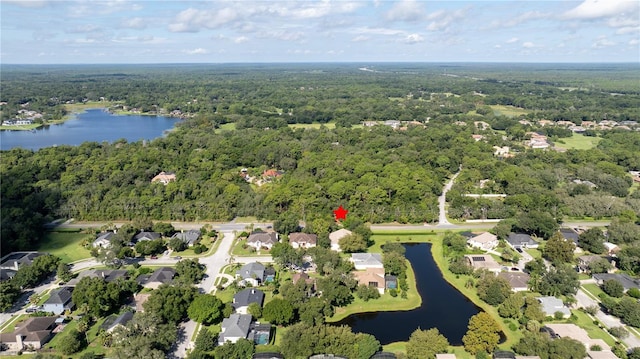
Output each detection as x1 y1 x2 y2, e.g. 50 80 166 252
2 61 640 66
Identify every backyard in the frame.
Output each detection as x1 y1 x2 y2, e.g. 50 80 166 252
38 230 93 263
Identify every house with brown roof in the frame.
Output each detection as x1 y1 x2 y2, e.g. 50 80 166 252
353 267 386 294
464 254 501 273
329 229 352 252
467 232 498 251
262 169 283 179
246 231 279 250
0 316 58 351
498 271 530 292
289 232 317 249
151 171 176 185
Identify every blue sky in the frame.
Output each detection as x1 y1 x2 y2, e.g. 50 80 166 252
1 0 639 63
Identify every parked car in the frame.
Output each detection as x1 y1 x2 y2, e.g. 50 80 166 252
150 255 158 259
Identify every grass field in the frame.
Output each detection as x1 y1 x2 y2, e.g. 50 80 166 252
555 133 602 150
490 105 530 118
215 122 237 133
0 123 42 131
39 231 93 263
571 310 617 347
288 122 336 130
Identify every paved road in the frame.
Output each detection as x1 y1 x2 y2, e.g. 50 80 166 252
54 220 273 232
437 170 460 226
575 286 640 349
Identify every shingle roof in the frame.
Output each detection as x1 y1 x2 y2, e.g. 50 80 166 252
236 262 265 281
289 232 317 245
171 230 201 245
351 253 383 267
45 287 73 305
507 233 536 246
146 267 175 284
134 231 161 242
220 314 252 343
233 288 265 308
247 232 278 245
593 273 640 291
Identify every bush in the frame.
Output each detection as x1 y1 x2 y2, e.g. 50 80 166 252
602 279 624 298
608 326 629 339
58 329 87 355
389 288 398 297
628 287 640 299
508 322 517 331
583 305 599 315
590 344 602 351
554 311 565 320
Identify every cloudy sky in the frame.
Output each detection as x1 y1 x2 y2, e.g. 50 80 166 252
1 0 639 64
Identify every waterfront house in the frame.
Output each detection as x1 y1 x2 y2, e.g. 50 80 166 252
467 232 499 251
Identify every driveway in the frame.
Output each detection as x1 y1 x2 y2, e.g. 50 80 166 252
575 287 640 349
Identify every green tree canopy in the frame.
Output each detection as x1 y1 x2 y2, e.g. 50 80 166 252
406 327 450 359
462 312 501 355
262 298 295 326
187 294 225 325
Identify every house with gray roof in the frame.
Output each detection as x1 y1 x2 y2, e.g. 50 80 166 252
0 316 58 351
0 252 45 271
593 273 640 292
67 269 129 286
233 288 265 314
236 262 265 286
93 232 116 248
42 287 74 315
498 272 530 292
507 233 539 249
102 311 134 333
219 313 252 344
171 230 201 247
537 296 571 318
559 228 580 245
246 231 279 250
138 267 175 289
350 253 384 270
133 231 161 243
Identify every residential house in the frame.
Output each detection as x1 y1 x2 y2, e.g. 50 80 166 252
593 273 640 292
0 252 45 271
507 233 538 249
219 313 252 344
0 316 58 351
253 353 284 359
353 267 386 294
467 232 499 251
350 253 384 270
329 229 352 252
151 171 176 185
435 354 457 359
498 272 530 292
292 272 316 295
93 232 116 248
464 254 502 273
102 312 134 333
471 134 484 141
559 228 580 245
138 267 175 289
67 269 129 286
42 287 74 315
577 255 608 273
0 268 17 281
232 288 265 314
131 293 150 312
246 232 278 250
603 242 620 256
236 262 265 286
493 146 512 158
262 169 284 180
171 230 201 247
543 323 612 356
289 233 317 249
133 231 161 243
372 353 398 359
537 296 571 318
384 120 401 129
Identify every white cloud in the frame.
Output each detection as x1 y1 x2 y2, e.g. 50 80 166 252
352 35 370 42
522 42 535 48
353 27 405 36
169 7 239 33
494 44 502 48
234 36 249 44
184 48 209 55
426 7 469 32
506 37 519 44
121 17 146 29
563 0 639 20
386 0 425 22
66 24 102 34
592 36 615 48
629 39 639 45
3 0 50 8
403 33 424 44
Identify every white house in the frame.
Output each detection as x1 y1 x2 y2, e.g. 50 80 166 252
246 232 278 250
467 232 498 251
329 229 352 252
350 253 384 270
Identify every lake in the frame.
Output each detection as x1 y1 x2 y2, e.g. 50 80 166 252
0 109 179 151
335 243 481 345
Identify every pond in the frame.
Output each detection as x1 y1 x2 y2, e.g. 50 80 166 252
335 243 481 345
0 109 179 151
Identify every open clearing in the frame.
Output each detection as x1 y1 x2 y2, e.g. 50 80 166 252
38 231 93 263
555 133 601 150
288 122 336 129
490 105 530 117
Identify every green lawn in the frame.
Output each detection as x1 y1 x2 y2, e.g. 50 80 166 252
582 283 606 299
231 238 260 256
39 231 93 263
489 105 530 118
555 134 602 150
0 123 42 131
214 122 237 133
327 258 421 322
288 122 336 130
571 310 617 347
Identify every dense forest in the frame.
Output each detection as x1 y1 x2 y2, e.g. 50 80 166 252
1 63 639 253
